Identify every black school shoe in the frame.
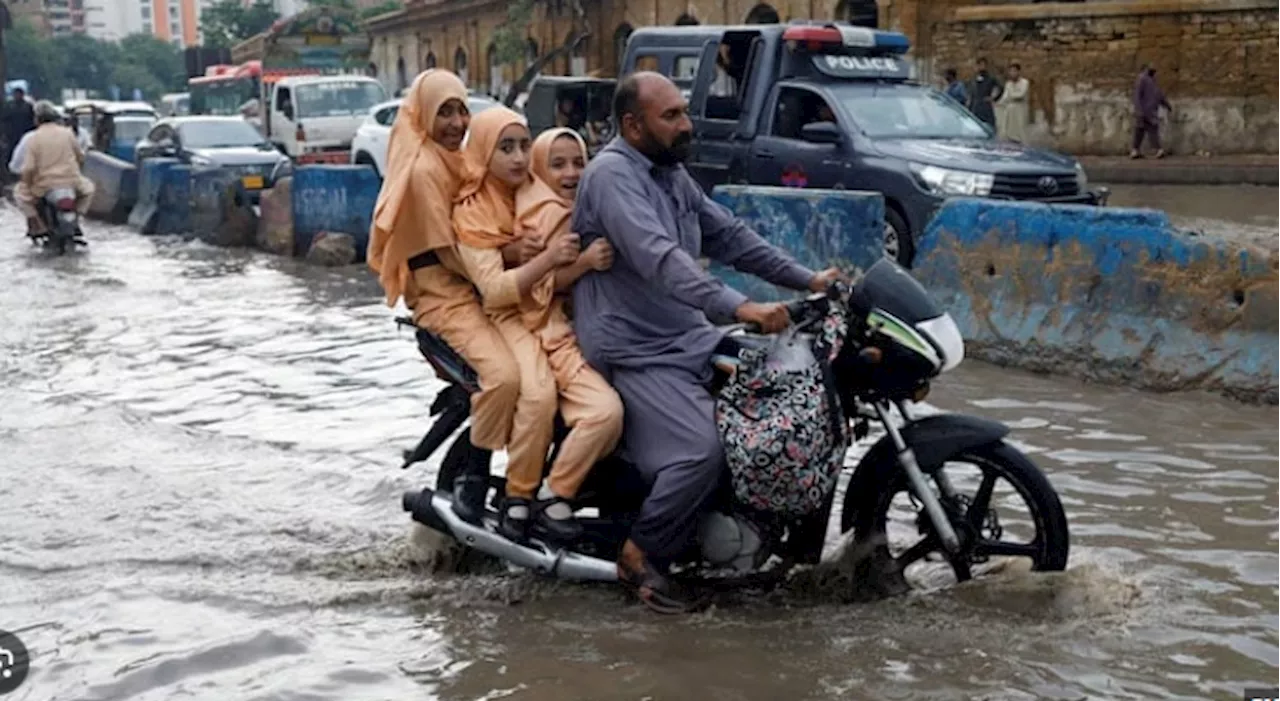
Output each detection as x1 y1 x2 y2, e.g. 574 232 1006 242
497 497 531 543
533 496 584 544
450 474 488 526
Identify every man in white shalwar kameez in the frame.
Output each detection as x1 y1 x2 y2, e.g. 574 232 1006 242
997 63 1031 143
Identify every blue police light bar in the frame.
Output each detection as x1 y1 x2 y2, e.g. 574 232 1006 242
781 24 911 55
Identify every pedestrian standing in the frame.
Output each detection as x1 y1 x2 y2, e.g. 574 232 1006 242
968 57 1001 131
996 62 1031 142
3 88 36 167
943 68 968 106
1131 64 1172 159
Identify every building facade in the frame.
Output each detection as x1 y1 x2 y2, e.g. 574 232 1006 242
19 0 208 46
366 0 1277 155
365 0 883 96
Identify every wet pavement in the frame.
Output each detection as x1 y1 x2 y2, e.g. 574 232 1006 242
1 203 1276 701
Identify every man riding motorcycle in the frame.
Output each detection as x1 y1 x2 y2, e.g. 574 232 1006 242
15 101 94 239
569 72 841 613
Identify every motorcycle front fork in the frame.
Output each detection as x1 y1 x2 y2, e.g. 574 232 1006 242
873 401 962 555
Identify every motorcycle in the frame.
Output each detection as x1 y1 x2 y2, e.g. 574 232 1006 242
396 258 1070 590
29 186 85 255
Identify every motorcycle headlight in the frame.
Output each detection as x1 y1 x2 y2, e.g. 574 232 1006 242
910 163 994 197
916 314 965 373
1075 161 1088 192
58 211 77 222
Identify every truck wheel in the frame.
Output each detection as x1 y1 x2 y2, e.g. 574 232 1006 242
884 207 914 267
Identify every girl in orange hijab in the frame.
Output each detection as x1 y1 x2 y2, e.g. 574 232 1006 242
452 108 623 544
367 69 520 525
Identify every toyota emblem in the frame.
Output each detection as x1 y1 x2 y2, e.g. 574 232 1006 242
1038 175 1059 195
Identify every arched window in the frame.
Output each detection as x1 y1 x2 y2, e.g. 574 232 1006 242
613 23 633 75
675 13 698 25
454 47 468 86
744 3 780 24
396 55 407 91
487 43 502 98
425 52 437 69
566 31 587 76
834 0 878 27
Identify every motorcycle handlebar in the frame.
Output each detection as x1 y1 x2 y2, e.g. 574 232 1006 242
741 281 844 334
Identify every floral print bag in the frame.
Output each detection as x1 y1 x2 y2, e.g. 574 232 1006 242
715 304 851 518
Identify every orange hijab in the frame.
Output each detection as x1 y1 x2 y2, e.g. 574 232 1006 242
367 69 468 307
452 106 529 250
516 128 587 247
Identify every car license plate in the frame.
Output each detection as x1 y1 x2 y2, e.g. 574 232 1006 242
242 175 264 190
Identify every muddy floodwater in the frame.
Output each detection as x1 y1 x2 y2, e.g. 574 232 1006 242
1 203 1276 701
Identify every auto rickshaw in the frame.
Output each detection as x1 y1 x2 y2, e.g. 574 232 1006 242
87 102 159 162
522 76 617 157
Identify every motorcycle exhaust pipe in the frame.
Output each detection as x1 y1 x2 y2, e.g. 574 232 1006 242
402 489 618 583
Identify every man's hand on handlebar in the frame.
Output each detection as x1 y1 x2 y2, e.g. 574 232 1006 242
735 301 791 334
808 267 845 293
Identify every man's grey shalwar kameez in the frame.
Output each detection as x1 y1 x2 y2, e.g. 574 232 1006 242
570 138 815 561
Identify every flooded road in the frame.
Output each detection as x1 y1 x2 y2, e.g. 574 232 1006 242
1 207 1276 701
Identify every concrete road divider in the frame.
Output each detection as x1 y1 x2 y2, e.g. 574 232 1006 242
709 185 885 302
914 198 1279 404
128 158 192 236
83 151 138 224
189 167 257 247
291 165 380 262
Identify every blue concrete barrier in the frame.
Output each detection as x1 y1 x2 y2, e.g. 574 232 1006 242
914 198 1279 404
189 166 257 247
128 158 191 236
291 165 380 260
709 185 885 302
83 151 138 224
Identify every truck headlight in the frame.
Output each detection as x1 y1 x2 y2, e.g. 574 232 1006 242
910 163 994 197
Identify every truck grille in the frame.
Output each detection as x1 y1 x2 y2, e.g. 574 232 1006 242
991 173 1080 200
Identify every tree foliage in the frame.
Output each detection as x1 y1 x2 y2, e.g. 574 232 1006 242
7 20 187 101
491 0 590 106
491 0 535 67
359 0 402 20
200 0 280 49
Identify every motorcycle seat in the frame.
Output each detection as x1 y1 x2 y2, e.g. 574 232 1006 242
396 316 480 393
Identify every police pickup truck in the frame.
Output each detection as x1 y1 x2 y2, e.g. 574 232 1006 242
621 22 1109 265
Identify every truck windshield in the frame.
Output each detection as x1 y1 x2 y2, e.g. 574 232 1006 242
295 81 388 118
834 86 991 140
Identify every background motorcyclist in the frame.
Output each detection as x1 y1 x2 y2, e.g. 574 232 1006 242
15 101 95 238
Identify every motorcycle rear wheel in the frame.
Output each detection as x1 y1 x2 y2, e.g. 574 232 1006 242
842 441 1069 584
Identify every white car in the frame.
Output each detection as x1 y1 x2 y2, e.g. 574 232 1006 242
351 94 500 177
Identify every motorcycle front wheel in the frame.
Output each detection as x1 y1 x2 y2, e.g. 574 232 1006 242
842 441 1070 584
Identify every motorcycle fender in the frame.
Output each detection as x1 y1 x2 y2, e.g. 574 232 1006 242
843 414 1009 531
852 414 1009 486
